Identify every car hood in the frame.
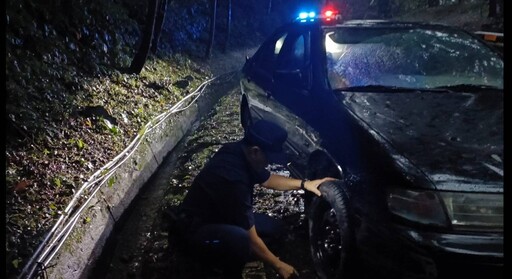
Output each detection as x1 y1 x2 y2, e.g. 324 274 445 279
338 91 503 192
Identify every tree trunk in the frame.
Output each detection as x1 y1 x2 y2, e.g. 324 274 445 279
488 0 503 18
427 0 439 8
151 0 168 54
128 0 159 74
488 0 497 17
223 0 232 52
206 0 217 59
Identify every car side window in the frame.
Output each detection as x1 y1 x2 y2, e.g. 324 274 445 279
254 32 288 74
277 33 307 71
248 31 288 89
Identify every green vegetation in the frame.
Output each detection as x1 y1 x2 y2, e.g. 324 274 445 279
5 0 212 276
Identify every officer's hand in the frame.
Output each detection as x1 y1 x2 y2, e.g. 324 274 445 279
274 260 299 279
305 177 337 196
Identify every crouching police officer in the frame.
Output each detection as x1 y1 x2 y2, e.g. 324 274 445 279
175 119 335 279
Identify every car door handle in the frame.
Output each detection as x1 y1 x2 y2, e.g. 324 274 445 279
265 91 272 99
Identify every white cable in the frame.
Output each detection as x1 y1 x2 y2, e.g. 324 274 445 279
19 71 236 279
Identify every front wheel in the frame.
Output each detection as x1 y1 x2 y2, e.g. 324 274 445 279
308 180 353 279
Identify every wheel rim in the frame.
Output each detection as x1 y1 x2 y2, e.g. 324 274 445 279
312 202 343 277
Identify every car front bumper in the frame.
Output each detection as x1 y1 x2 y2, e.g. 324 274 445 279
356 222 503 279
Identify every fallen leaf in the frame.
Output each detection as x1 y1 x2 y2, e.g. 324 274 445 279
13 180 32 192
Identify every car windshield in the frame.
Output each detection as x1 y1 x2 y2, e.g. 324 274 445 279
325 25 504 91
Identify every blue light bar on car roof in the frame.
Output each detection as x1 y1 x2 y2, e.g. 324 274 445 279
297 11 317 22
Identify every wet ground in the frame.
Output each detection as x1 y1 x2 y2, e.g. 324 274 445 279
91 74 319 279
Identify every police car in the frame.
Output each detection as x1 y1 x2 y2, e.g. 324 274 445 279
240 6 503 279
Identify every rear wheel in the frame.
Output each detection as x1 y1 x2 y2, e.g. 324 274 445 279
308 181 353 279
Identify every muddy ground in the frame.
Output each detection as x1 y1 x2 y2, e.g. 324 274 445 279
91 74 319 279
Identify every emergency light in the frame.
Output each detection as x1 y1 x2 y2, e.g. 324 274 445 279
321 7 339 22
297 11 317 22
296 6 340 24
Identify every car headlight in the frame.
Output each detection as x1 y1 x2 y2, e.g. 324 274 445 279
438 192 503 231
387 189 449 227
388 189 503 231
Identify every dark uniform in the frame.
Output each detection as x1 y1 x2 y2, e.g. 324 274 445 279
178 140 285 278
181 141 269 230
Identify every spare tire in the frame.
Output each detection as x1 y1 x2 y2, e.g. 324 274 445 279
308 180 353 279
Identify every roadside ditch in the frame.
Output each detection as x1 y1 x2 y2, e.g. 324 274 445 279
90 83 319 279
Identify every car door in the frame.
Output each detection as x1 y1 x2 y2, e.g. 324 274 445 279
272 28 315 119
241 24 322 175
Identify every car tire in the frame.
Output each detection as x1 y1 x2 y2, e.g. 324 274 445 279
304 151 343 214
308 180 354 279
